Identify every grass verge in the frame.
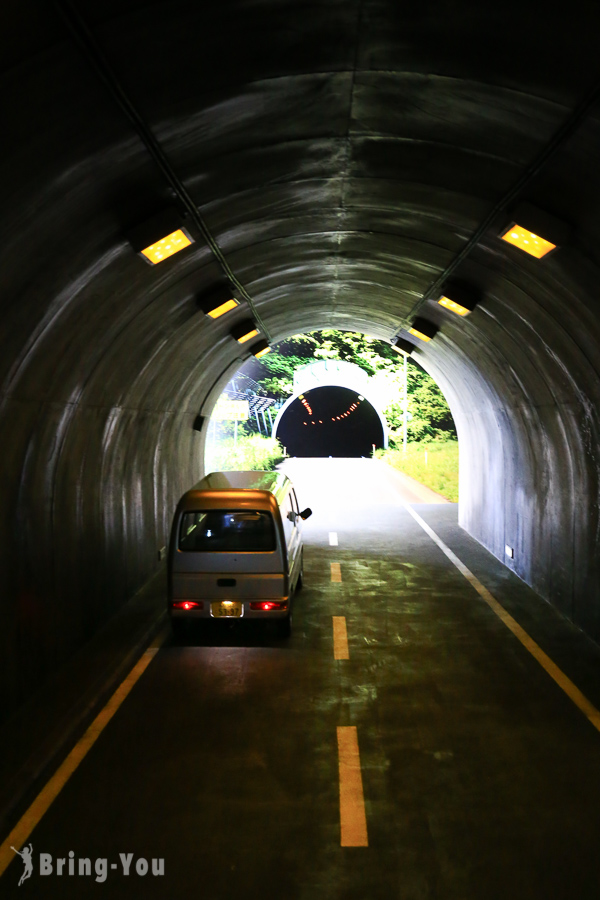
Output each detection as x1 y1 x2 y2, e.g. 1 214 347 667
374 440 459 502
205 434 285 472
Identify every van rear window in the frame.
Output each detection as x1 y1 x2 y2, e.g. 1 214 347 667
178 510 276 552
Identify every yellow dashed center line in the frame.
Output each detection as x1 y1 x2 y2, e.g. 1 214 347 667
404 503 600 734
330 562 342 583
0 632 167 878
333 616 350 659
337 726 369 847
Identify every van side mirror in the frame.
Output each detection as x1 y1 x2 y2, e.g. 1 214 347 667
299 508 312 520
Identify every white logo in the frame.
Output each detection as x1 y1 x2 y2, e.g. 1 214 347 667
10 847 165 884
11 843 34 887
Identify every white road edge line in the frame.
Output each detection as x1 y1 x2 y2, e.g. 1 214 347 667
404 503 600 733
0 631 167 878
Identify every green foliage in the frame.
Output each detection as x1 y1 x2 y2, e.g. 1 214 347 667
385 366 456 443
309 330 398 374
244 329 456 441
255 354 311 399
205 434 285 473
374 440 459 502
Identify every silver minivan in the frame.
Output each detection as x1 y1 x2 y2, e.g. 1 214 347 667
168 470 312 637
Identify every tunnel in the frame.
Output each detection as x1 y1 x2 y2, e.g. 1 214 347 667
274 387 385 458
2 0 600 727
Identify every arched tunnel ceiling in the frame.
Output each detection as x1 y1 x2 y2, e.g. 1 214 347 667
3 0 600 713
4 0 600 396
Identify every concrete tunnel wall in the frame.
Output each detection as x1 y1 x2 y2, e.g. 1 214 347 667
2 1 600 721
432 229 600 621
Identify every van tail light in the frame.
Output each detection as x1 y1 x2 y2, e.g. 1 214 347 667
249 602 288 611
171 600 204 610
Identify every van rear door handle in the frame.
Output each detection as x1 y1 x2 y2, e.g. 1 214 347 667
217 578 236 587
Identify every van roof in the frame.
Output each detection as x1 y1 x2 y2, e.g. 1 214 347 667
188 470 291 505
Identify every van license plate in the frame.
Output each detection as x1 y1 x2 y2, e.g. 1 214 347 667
211 602 243 618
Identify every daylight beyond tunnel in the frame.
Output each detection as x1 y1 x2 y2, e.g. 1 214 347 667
275 387 384 458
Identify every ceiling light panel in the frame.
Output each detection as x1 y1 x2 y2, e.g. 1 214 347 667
231 320 260 344
408 318 438 342
438 296 471 315
199 286 240 319
251 339 271 358
437 284 480 316
500 225 556 259
207 298 238 318
498 202 570 260
392 338 414 356
140 229 192 264
127 207 194 266
408 327 432 342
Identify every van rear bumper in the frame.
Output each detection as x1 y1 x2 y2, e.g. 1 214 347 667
169 600 290 620
171 571 287 600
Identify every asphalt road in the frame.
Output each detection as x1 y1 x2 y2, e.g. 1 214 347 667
3 458 600 899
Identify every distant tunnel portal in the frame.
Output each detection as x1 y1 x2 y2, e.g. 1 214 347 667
275 386 385 458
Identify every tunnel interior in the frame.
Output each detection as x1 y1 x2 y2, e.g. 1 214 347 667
2 1 600 722
275 387 384 458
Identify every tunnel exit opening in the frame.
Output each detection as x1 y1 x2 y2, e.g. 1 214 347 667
274 386 385 458
203 332 458 503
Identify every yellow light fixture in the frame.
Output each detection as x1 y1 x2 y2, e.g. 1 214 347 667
436 283 480 317
140 229 192 264
392 338 414 356
438 296 470 315
407 318 438 342
231 320 259 344
127 208 195 266
207 298 238 318
408 327 431 341
199 286 239 319
500 225 556 259
250 339 271 358
498 202 570 260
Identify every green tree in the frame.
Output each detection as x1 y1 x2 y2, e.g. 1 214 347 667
385 365 456 443
252 333 319 399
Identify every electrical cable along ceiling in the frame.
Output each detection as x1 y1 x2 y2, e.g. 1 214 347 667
2 0 600 716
